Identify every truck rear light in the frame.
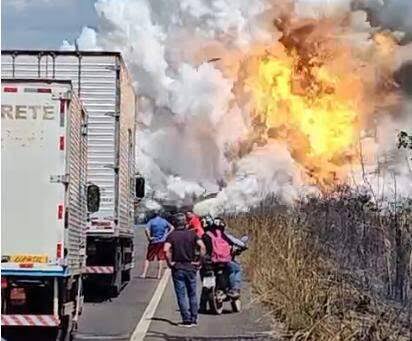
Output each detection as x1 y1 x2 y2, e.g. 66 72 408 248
59 136 65 151
56 242 63 259
37 88 52 93
58 204 64 219
19 263 34 268
10 288 26 305
1 278 8 289
4 87 17 92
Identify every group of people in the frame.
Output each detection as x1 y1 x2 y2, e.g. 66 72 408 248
140 210 244 327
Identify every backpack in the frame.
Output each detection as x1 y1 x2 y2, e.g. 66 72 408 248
207 230 232 263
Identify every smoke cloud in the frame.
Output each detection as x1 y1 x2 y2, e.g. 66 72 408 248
63 0 412 214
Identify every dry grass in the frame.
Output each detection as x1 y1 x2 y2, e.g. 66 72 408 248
227 190 412 340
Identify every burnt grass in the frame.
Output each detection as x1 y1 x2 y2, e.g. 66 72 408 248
227 186 412 340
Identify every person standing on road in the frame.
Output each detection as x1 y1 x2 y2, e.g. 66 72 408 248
186 211 204 237
140 211 174 279
164 213 206 327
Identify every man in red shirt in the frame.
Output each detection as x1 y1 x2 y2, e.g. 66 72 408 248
186 211 204 237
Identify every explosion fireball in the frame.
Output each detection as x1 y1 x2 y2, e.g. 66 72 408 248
247 53 359 185
233 18 399 187
63 0 412 211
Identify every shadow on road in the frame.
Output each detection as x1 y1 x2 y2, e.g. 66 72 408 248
84 287 113 303
83 281 129 303
145 331 275 340
151 317 178 326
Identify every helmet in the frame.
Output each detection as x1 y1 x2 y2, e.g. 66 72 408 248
213 217 226 231
201 215 214 230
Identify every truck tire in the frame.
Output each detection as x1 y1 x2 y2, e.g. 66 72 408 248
122 268 131 282
110 269 122 297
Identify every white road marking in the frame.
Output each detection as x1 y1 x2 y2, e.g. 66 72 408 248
130 269 171 340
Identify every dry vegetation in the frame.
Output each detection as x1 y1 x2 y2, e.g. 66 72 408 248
227 186 412 340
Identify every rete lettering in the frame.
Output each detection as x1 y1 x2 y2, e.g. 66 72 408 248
28 105 41 119
1 105 13 119
15 105 27 119
43 106 54 120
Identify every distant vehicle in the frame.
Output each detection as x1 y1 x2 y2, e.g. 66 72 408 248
2 50 145 296
1 79 95 339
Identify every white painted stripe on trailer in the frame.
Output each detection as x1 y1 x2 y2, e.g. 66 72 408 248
1 315 60 327
130 269 171 341
85 266 114 274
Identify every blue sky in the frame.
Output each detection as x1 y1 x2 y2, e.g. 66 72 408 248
2 0 97 50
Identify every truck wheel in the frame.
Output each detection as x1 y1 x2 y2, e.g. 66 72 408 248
122 269 131 282
110 270 121 297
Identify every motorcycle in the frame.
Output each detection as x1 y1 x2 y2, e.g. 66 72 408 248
199 235 248 315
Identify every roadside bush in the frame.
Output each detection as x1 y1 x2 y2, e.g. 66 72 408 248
227 188 412 340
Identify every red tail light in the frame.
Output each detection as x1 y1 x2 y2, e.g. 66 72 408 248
37 88 51 93
58 204 64 220
56 242 63 259
4 87 17 92
1 278 7 289
59 136 65 151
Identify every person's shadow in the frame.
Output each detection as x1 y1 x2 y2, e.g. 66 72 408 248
150 317 178 326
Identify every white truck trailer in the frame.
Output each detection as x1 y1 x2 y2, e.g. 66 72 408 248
1 79 96 339
1 51 144 296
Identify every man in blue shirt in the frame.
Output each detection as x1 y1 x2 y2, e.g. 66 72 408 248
140 211 174 279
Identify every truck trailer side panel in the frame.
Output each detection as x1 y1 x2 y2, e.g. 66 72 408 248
1 79 87 275
1 79 87 337
1 51 136 237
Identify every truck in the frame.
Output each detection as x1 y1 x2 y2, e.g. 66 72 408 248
1 50 145 296
1 79 97 339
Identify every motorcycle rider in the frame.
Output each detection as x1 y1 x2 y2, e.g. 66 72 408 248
202 217 243 298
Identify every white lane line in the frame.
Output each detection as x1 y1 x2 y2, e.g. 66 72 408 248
130 269 171 341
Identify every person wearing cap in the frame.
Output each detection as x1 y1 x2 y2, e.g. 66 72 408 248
164 213 206 327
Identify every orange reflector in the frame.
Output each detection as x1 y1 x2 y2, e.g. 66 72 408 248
19 263 34 268
58 204 64 219
56 242 63 259
59 136 65 151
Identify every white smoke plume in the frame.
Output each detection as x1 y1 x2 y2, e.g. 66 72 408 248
62 0 412 214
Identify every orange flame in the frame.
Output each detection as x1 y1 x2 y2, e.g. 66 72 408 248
243 48 363 184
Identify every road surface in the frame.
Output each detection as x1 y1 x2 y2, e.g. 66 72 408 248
3 227 275 340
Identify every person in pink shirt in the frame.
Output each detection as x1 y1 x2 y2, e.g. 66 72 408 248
186 211 204 237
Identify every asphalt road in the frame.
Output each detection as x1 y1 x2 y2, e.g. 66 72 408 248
145 276 274 340
3 227 276 340
74 226 158 341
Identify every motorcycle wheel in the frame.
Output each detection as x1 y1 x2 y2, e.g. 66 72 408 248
231 299 241 313
209 289 224 315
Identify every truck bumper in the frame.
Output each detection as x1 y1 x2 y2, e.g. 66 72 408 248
1 264 68 277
